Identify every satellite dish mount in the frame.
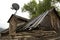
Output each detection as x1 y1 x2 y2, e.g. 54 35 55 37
11 3 20 14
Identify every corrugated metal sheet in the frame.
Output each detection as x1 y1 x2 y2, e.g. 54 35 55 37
17 8 53 31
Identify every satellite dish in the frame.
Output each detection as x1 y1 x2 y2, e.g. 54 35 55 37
11 3 20 11
11 3 20 14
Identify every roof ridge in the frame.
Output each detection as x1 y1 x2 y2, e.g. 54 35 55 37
8 14 30 22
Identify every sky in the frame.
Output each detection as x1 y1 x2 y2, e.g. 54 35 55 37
0 0 60 29
0 0 31 29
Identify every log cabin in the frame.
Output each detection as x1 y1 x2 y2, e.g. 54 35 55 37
0 8 60 40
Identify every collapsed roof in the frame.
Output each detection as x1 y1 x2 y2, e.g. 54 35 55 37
1 8 60 34
16 8 60 32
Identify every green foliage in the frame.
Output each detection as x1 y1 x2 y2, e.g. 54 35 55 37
57 0 60 2
22 0 38 18
37 0 52 14
22 0 60 19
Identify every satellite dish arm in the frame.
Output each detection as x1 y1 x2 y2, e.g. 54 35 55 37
14 10 17 14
